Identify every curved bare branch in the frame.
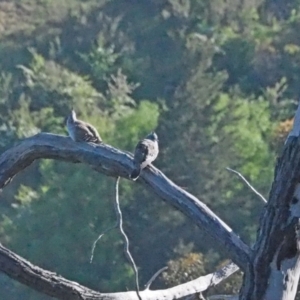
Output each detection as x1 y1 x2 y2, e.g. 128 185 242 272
0 133 251 269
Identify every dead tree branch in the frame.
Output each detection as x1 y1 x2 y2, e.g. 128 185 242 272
0 133 251 270
90 223 117 263
226 167 267 203
144 266 168 290
0 243 239 300
114 177 141 300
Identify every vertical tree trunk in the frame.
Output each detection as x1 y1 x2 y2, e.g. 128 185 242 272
240 130 300 299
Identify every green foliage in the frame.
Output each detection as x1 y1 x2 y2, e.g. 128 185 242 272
162 252 207 286
114 100 160 149
80 43 119 83
17 51 106 115
159 67 275 244
0 0 299 298
5 162 136 292
0 49 160 297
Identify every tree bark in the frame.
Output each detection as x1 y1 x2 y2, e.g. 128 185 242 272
0 241 239 300
240 104 300 300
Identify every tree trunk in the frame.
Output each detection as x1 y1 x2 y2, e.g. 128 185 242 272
240 133 300 299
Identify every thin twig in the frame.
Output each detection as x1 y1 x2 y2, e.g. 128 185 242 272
144 266 168 290
90 223 118 263
115 177 142 300
226 167 267 203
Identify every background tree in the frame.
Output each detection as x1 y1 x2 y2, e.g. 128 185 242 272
0 0 300 299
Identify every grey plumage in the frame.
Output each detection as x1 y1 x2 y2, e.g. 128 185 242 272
130 132 159 180
66 109 102 144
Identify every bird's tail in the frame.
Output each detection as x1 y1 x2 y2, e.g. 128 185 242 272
85 136 102 144
94 138 102 144
130 164 141 181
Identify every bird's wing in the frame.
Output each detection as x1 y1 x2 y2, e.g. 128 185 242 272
72 121 95 141
85 123 102 143
133 140 149 164
74 120 101 143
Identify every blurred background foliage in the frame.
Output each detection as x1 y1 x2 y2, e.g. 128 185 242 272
0 0 299 298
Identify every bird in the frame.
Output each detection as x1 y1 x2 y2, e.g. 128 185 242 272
130 132 159 180
66 109 102 144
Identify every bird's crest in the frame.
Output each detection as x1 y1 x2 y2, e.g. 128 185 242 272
68 108 77 121
146 131 158 141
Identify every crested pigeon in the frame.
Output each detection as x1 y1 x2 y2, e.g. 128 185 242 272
130 132 159 180
66 109 102 144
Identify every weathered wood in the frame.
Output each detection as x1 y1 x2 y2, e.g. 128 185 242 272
240 108 300 299
0 133 250 270
0 243 239 300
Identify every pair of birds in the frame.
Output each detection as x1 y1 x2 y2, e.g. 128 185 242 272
66 109 159 180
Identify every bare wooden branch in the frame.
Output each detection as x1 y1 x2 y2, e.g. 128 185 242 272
226 167 267 203
114 177 141 300
0 243 239 300
0 243 101 300
0 133 251 270
90 223 117 263
144 266 168 290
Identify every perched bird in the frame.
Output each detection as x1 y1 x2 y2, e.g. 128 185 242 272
130 132 159 180
66 109 102 144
